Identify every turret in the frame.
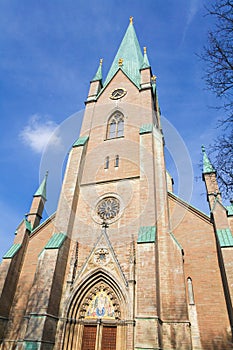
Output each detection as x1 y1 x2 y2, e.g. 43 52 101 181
26 172 48 230
151 75 162 129
140 46 151 88
202 146 221 209
86 58 103 103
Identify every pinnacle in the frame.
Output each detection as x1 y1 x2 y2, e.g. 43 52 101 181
202 146 215 174
34 171 48 200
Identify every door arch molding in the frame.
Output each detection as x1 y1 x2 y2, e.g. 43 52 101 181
66 268 128 320
61 268 129 350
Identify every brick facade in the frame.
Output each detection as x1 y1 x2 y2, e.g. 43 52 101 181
0 19 232 350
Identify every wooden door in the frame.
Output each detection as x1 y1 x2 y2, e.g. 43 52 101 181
101 326 117 350
81 325 97 350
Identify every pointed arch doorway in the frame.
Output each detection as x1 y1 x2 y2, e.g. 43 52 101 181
63 280 126 350
80 284 118 350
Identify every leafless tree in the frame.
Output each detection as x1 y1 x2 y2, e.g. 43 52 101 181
201 0 233 199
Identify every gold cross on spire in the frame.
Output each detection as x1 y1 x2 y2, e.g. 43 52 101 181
129 16 133 24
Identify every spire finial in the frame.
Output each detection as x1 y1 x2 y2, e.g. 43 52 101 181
100 58 103 66
144 46 147 54
151 75 157 83
129 16 133 24
118 58 123 66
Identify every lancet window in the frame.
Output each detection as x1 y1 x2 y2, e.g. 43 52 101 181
115 155 119 167
187 277 195 305
105 156 109 169
107 112 124 139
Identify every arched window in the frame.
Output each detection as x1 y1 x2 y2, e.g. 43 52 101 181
187 277 195 305
115 155 119 167
107 112 124 139
105 156 109 169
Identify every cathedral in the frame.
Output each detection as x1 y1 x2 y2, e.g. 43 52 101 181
0 18 233 350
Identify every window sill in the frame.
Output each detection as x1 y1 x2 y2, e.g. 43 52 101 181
104 136 124 141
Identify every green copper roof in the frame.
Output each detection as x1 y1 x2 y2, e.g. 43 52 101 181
104 20 144 88
201 146 215 173
139 124 153 134
226 205 233 216
3 243 21 259
34 171 48 200
24 218 32 233
141 48 150 69
45 232 66 249
216 228 233 247
24 342 38 350
92 59 103 82
137 226 156 243
73 135 89 147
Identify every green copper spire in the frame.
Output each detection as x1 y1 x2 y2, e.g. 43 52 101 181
92 59 103 82
141 47 150 69
34 171 48 200
104 17 144 88
202 146 215 173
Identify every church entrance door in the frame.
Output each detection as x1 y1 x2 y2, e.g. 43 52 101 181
101 326 117 350
81 325 117 350
81 325 97 350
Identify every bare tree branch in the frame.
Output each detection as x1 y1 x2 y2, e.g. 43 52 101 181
201 0 233 199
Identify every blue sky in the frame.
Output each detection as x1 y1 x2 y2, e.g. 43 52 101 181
0 0 225 258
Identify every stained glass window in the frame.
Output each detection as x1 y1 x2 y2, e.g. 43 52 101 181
96 197 120 221
107 113 124 139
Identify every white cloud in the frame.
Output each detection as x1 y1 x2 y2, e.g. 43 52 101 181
19 114 61 153
187 0 200 25
181 0 201 44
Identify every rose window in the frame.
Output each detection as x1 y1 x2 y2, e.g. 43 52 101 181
96 197 120 221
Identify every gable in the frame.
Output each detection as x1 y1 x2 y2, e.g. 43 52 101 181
97 69 140 104
168 192 211 232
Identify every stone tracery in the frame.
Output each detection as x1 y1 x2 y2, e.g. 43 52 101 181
96 197 120 221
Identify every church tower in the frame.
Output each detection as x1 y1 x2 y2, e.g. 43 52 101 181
0 18 232 350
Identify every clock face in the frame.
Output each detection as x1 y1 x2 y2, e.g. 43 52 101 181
110 88 127 100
